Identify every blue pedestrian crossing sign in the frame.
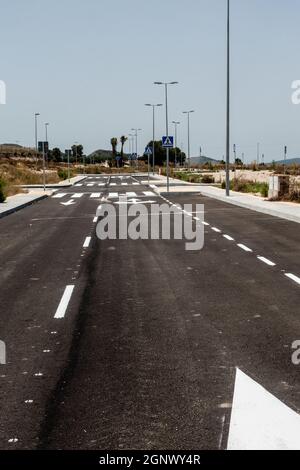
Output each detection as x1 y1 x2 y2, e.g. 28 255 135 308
162 136 174 148
144 146 152 155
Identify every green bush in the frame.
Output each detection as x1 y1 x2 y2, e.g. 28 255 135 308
201 175 214 184
0 178 6 202
57 169 69 180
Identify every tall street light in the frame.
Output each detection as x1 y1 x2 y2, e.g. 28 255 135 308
182 110 195 170
225 0 230 196
145 103 163 174
34 112 40 169
154 81 178 192
131 128 142 167
172 121 180 167
44 123 50 169
45 122 49 142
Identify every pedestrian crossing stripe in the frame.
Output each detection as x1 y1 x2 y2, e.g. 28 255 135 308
53 193 67 198
53 191 156 200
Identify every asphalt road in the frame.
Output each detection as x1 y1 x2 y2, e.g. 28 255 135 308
0 173 300 450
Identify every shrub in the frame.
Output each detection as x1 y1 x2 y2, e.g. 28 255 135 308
201 175 214 184
0 178 6 202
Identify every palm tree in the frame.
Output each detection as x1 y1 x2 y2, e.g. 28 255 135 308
110 137 118 167
120 135 128 159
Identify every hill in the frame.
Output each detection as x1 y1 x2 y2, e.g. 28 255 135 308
274 158 300 165
190 155 220 165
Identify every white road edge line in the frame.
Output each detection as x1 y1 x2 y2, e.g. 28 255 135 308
54 285 75 319
285 273 300 285
237 243 253 253
83 236 91 248
257 256 276 267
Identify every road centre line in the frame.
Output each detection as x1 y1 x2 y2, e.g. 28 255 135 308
257 256 276 267
285 273 300 285
237 244 253 253
54 285 75 319
83 236 91 248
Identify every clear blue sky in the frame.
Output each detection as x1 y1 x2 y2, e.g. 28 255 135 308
1 0 300 162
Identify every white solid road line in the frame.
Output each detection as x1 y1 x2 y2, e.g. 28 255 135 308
257 256 276 267
212 227 221 233
285 273 300 285
223 234 235 241
83 236 91 248
54 285 75 319
90 193 101 198
237 244 253 253
53 193 67 198
73 193 84 198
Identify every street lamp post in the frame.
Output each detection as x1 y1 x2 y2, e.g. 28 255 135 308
128 134 134 166
183 110 195 170
172 121 180 167
154 81 178 192
34 112 40 169
45 123 49 168
225 0 230 196
131 128 141 168
145 103 163 174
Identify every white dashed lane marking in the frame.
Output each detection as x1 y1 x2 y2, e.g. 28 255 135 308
90 193 101 198
257 256 276 267
223 234 235 241
54 285 75 319
83 236 91 248
73 193 84 198
285 273 300 285
212 227 221 233
237 244 253 253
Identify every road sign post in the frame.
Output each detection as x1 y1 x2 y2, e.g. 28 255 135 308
144 146 152 184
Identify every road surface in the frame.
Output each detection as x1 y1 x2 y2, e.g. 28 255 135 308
0 173 300 450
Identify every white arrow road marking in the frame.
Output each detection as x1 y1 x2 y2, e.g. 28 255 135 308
114 199 156 205
54 285 75 319
61 199 76 206
53 193 67 198
227 368 300 450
